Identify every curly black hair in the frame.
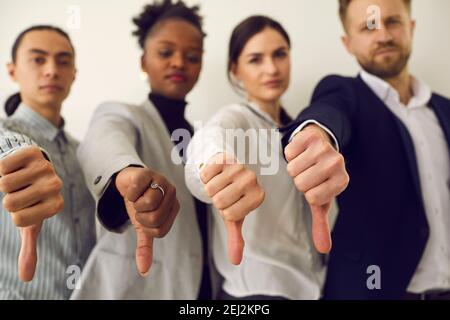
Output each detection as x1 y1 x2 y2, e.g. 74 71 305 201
132 0 206 49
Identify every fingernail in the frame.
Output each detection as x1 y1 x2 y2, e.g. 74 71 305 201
140 270 150 278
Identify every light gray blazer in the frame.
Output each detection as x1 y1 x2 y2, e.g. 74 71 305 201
71 100 220 299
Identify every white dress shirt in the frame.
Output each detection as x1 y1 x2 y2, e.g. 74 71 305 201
360 70 450 293
185 101 325 300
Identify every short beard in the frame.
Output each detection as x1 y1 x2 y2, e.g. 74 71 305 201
359 49 411 79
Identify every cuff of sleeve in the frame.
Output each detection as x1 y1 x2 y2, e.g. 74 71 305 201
0 146 22 159
93 157 146 232
289 120 340 152
0 145 51 162
186 128 236 204
189 146 228 205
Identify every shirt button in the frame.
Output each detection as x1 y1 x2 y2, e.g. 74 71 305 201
94 176 102 185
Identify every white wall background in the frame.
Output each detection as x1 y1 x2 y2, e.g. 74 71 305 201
1 0 449 140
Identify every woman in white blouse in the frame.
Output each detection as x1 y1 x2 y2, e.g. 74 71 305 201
185 15 348 300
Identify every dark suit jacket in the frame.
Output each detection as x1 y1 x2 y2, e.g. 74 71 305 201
281 75 450 299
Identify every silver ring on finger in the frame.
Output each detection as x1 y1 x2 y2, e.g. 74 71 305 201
150 182 165 198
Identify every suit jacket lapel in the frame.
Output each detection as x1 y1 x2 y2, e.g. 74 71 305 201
356 76 424 203
429 95 450 150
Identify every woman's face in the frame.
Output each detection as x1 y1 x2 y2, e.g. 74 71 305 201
232 27 291 106
7 30 76 110
142 19 203 100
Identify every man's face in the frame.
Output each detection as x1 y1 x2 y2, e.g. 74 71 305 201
342 0 415 79
7 30 76 110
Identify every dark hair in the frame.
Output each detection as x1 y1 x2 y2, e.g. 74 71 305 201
132 0 206 50
11 25 74 63
227 15 291 91
339 0 412 28
6 25 74 116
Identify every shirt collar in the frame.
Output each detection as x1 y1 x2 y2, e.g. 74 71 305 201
11 103 66 141
245 100 279 127
360 70 432 109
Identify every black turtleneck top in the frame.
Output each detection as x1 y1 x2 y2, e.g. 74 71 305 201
100 93 212 299
149 92 212 300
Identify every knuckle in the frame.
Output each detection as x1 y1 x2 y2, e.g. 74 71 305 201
230 164 244 177
242 172 256 189
204 184 214 198
319 143 330 155
200 171 208 184
284 145 294 161
146 200 159 212
305 191 319 206
340 173 350 190
324 161 337 177
258 187 266 204
248 169 257 182
212 194 226 210
38 160 53 175
332 154 344 167
24 147 39 161
164 185 176 201
140 213 159 227
155 173 167 185
221 209 234 221
11 214 27 228
294 177 307 193
0 177 11 193
251 188 265 209
286 162 295 177
174 200 181 213
52 195 65 214
310 130 322 140
29 146 42 156
49 176 63 192
0 161 7 176
132 172 146 186
236 163 245 172
305 131 320 145
3 195 16 212
328 155 346 177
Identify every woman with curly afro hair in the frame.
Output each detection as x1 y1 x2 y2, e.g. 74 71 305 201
72 0 216 300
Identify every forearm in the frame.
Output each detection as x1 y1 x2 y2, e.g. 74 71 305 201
77 107 145 232
185 126 233 204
